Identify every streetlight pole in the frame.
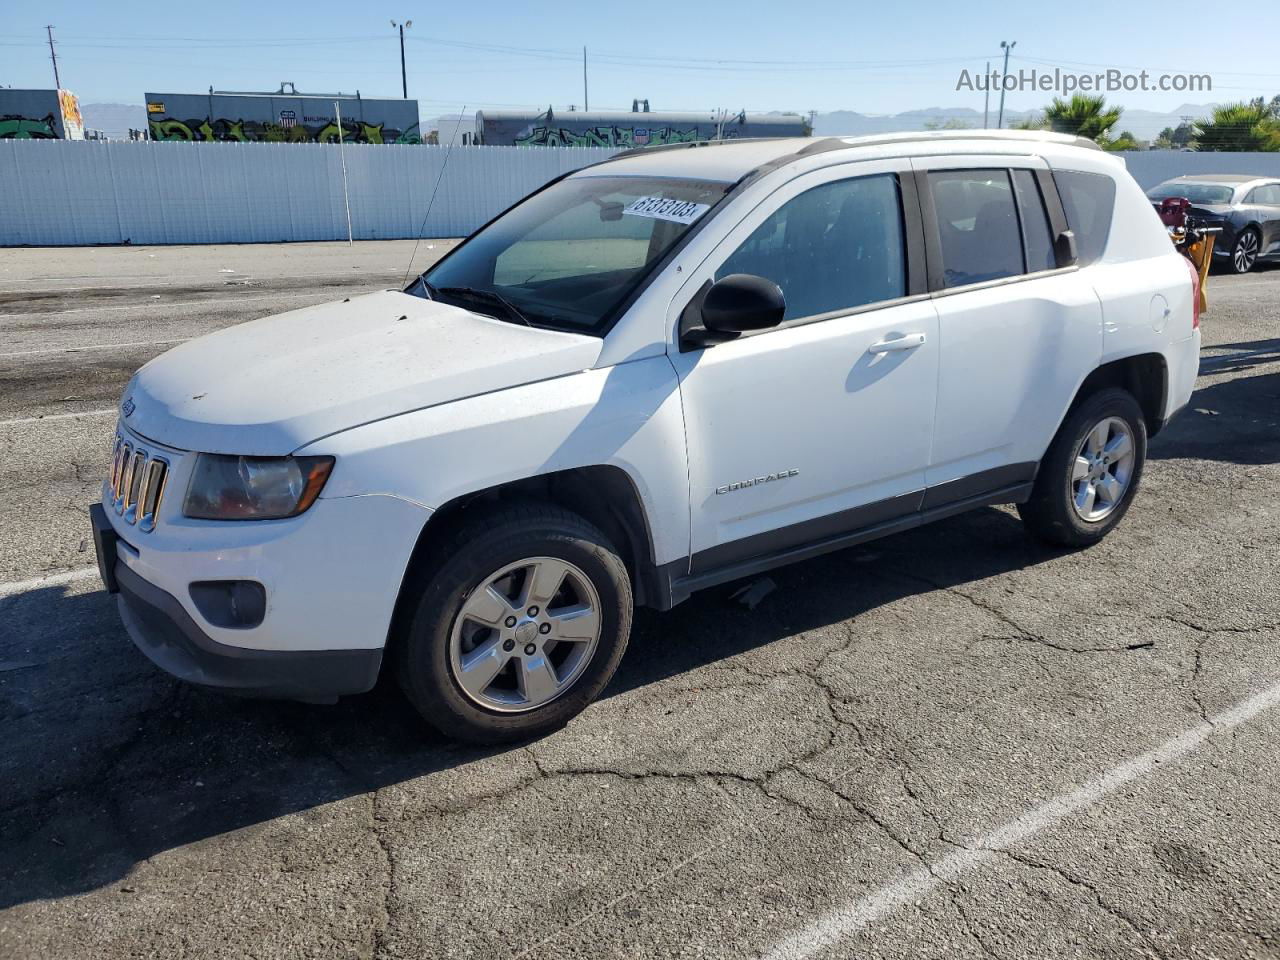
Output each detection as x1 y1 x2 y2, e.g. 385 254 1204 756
996 40 1016 129
583 47 589 112
391 20 412 99
45 25 61 89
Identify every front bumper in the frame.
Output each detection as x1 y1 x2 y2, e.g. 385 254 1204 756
91 500 402 703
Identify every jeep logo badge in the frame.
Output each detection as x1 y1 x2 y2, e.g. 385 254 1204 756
121 396 135 418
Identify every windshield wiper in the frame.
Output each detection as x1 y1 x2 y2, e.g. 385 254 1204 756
433 285 534 328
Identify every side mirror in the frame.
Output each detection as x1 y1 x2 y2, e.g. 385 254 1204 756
1054 229 1079 268
701 274 786 334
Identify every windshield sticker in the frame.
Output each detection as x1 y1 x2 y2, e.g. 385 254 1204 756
622 197 711 225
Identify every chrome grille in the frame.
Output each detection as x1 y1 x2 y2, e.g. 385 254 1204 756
108 432 169 532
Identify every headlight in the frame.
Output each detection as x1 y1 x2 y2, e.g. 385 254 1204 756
183 455 334 520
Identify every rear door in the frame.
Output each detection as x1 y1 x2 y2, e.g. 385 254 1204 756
911 156 1103 496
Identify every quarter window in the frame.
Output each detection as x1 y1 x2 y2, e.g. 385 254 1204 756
1054 170 1116 266
716 174 907 322
928 169 1024 287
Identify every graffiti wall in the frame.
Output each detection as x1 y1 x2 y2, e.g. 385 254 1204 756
477 109 809 147
0 89 85 140
144 92 421 145
0 115 59 139
147 116 421 144
58 90 85 140
513 124 704 148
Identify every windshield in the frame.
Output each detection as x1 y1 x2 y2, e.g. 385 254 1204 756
1148 181 1235 205
414 175 730 335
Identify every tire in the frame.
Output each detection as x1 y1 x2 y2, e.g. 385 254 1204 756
1018 387 1148 548
395 502 632 744
1230 227 1260 274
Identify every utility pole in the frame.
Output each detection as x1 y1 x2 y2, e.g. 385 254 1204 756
583 47 589 112
334 101 353 245
391 20 412 98
996 40 1016 129
983 59 991 129
45 25 61 89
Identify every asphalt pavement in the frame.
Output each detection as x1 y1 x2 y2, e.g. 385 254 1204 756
2 241 1279 960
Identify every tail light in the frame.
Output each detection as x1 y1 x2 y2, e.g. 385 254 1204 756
1183 256 1201 330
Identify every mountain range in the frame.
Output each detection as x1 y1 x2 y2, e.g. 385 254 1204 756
812 104 1217 142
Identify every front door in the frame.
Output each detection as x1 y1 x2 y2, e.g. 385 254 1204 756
667 161 940 573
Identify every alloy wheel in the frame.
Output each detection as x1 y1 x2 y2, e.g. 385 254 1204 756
1234 231 1259 273
448 556 603 713
1071 416 1136 522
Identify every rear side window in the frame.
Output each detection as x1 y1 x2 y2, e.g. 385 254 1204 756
716 173 907 321
928 169 1024 287
1249 184 1280 205
1054 170 1116 266
1011 169 1056 273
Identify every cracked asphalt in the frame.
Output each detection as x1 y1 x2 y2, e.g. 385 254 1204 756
2 242 1279 960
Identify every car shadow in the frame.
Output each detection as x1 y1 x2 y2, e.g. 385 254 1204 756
1150 341 1280 465
0 503 1064 910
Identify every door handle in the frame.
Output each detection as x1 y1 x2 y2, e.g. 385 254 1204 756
867 332 926 354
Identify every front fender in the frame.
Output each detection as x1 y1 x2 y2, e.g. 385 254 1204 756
299 358 691 567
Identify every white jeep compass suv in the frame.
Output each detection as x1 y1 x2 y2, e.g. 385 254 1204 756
91 131 1202 743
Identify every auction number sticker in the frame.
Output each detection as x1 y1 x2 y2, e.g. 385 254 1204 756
622 197 710 224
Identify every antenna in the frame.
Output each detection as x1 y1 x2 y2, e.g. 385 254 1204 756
402 105 467 288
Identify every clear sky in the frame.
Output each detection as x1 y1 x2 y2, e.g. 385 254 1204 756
3 0 1279 118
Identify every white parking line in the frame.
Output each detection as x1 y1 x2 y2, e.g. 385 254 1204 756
761 680 1280 960
0 408 117 427
0 338 190 359
0 566 100 601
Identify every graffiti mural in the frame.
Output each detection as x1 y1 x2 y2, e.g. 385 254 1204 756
513 124 705 148
58 90 85 140
148 117 422 145
0 114 59 139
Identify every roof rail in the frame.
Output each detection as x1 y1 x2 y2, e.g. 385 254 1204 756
819 129 1103 152
610 136 793 160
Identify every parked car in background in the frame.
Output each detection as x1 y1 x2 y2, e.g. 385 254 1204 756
92 130 1200 743
1147 174 1280 274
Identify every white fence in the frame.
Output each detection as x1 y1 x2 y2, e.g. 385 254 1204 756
0 140 618 247
3 140 1280 247
1118 151 1280 191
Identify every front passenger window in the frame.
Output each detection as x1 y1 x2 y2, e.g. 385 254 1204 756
716 174 907 322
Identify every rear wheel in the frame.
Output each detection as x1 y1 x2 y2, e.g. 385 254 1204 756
396 503 632 744
1230 227 1260 274
1018 388 1147 548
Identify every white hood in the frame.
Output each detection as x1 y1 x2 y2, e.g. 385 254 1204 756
124 290 603 455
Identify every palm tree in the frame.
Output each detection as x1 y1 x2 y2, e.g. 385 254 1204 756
1042 94 1123 143
1195 102 1280 152
1018 95 1131 149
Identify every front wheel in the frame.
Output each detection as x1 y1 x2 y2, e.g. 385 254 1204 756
396 503 632 744
1018 388 1148 548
